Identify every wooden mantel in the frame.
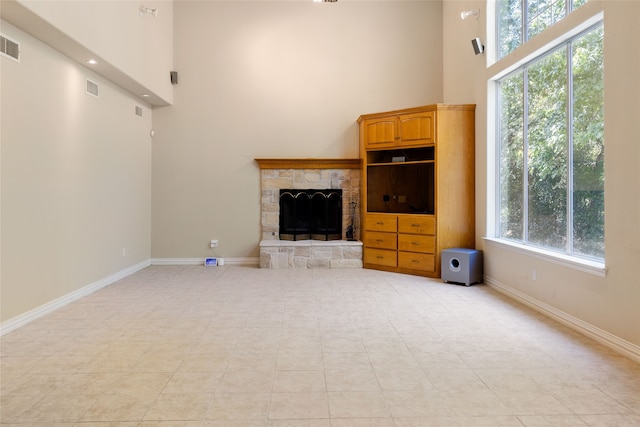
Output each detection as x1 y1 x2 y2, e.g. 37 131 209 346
255 158 361 170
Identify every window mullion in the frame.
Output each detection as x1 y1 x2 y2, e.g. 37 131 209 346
523 68 529 244
566 43 574 256
522 0 528 44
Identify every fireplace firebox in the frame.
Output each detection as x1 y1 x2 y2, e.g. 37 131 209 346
279 189 342 241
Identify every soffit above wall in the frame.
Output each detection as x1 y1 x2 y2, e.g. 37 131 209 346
0 0 171 107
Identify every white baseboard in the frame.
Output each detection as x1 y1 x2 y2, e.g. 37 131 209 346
150 257 259 267
0 260 151 336
485 275 640 363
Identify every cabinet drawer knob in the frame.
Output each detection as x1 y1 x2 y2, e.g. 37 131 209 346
376 222 385 225
411 224 421 227
376 255 384 259
412 259 420 263
412 242 420 246
376 239 384 243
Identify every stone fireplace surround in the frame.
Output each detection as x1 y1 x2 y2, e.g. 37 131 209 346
256 158 363 269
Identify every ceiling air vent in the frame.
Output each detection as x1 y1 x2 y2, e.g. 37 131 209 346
135 105 143 117
0 34 20 62
86 79 99 97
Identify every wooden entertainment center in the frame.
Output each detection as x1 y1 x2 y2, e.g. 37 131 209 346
358 104 476 278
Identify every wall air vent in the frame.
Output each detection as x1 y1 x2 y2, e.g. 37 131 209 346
0 34 20 62
86 79 99 97
135 105 143 117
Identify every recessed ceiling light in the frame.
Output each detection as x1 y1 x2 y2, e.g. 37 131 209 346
86 59 98 65
141 94 150 98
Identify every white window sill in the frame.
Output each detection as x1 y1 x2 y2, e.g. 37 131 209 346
483 237 607 278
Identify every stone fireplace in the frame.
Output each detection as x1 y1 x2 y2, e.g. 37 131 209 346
256 158 363 269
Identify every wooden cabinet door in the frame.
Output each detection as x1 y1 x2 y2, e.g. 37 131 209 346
398 112 435 146
363 117 397 149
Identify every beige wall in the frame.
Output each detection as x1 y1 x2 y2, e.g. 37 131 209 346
0 21 152 322
443 0 640 349
151 1 444 259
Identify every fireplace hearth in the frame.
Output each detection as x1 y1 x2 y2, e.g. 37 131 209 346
279 189 342 241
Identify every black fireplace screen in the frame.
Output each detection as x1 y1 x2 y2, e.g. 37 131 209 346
279 189 342 241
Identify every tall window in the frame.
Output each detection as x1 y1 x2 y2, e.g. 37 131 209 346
498 0 589 59
497 23 604 261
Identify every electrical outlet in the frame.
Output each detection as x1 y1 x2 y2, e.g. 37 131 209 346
210 240 218 248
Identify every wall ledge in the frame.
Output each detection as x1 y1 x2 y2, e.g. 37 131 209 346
255 158 361 170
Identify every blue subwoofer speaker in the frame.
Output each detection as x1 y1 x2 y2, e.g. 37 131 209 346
441 248 483 286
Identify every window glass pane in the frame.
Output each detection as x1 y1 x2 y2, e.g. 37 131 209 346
527 0 567 40
573 0 588 8
499 72 525 240
498 0 589 59
572 25 604 258
527 48 568 250
498 0 522 58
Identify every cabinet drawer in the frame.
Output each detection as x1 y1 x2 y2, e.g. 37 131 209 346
398 216 435 235
398 234 435 253
398 251 435 272
365 214 397 232
365 231 397 250
364 248 397 267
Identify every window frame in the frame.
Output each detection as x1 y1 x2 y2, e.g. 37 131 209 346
486 4 606 277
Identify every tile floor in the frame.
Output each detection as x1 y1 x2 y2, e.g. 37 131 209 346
1 266 639 426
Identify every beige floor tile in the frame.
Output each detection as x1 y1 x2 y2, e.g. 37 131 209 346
325 368 380 392
17 393 99 423
330 419 394 427
454 415 526 426
139 421 204 426
269 419 330 427
322 352 372 371
327 391 390 418
219 367 275 392
443 389 515 417
205 392 270 420
516 415 588 426
276 351 324 371
384 390 452 418
179 353 231 372
273 370 326 392
373 368 433 392
0 393 45 423
108 372 172 396
550 386 632 415
424 368 487 391
79 393 156 422
578 414 640 426
142 392 212 421
268 392 329 419
163 371 223 394
392 417 460 427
